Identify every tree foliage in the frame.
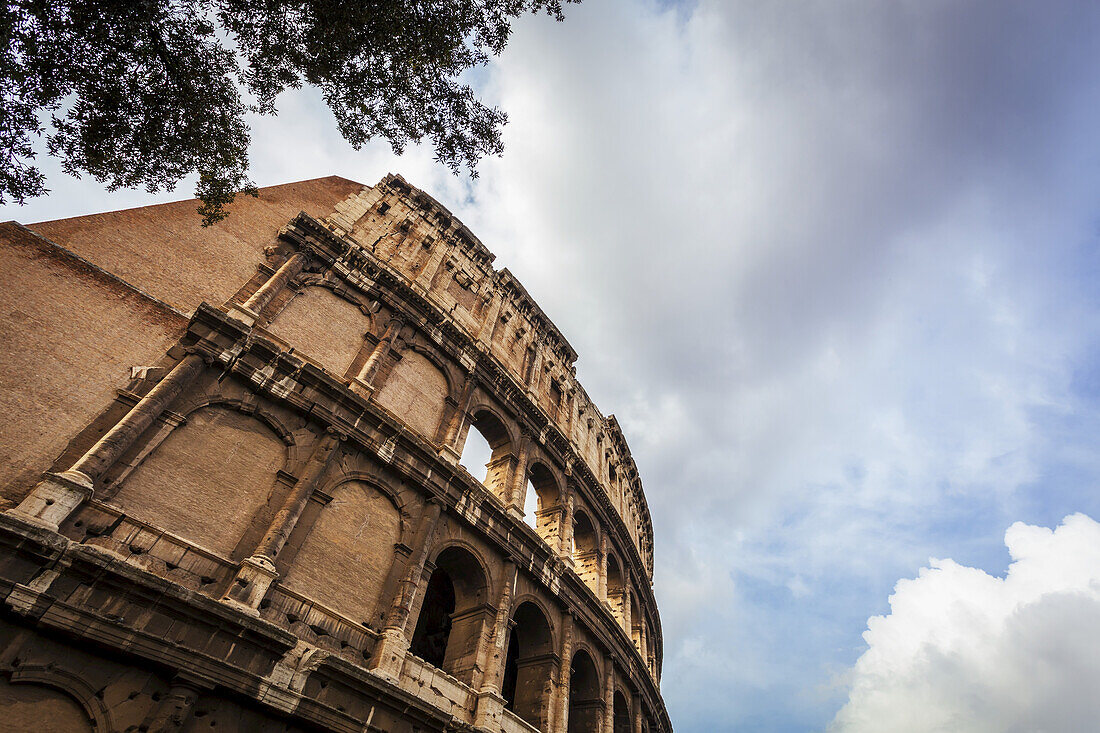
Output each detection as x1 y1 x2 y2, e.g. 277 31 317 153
1 0 573 224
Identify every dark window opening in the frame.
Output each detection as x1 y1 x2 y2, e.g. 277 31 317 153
409 568 455 668
502 631 519 710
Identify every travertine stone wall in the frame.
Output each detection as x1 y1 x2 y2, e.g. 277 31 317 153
325 175 655 576
0 174 672 733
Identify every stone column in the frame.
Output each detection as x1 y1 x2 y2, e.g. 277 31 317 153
370 500 443 680
8 352 205 530
604 659 616 733
351 314 404 395
552 612 574 733
477 291 504 347
229 250 311 325
622 588 632 637
140 679 201 732
222 432 341 610
439 375 477 464
632 694 643 733
506 432 532 520
598 532 609 602
473 559 517 731
559 487 575 569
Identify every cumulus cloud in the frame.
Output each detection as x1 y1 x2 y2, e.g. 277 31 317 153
832 513 1100 733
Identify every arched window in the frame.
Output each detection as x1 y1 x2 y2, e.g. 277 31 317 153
524 462 561 541
523 479 539 530
568 650 601 733
614 691 631 733
631 593 644 655
458 410 512 501
409 546 490 684
502 601 555 728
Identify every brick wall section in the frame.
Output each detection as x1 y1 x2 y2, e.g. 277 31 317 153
0 223 186 505
280 480 400 627
108 406 287 558
266 286 371 377
29 176 365 314
373 350 449 439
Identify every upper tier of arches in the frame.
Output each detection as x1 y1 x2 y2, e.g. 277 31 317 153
325 174 655 576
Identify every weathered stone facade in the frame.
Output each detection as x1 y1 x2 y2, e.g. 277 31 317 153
0 174 671 732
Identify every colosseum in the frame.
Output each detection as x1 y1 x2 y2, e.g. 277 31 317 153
0 174 673 732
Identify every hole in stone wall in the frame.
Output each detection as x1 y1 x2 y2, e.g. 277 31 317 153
458 426 492 485
523 480 539 530
409 567 455 669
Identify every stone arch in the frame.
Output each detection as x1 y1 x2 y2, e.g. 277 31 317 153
459 407 515 501
572 510 600 594
404 341 458 396
181 398 296 446
502 600 557 729
631 592 644 655
607 552 626 628
280 478 403 625
567 648 602 733
267 284 371 376
409 544 492 685
5 665 110 732
613 689 632 733
524 460 562 542
374 345 450 440
108 405 287 558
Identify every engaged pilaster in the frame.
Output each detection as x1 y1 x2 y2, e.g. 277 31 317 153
369 500 443 680
222 432 342 611
8 352 205 530
473 558 517 731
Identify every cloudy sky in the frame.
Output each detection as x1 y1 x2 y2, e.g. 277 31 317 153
7 1 1100 730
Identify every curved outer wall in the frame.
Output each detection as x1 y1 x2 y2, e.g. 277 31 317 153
0 174 672 733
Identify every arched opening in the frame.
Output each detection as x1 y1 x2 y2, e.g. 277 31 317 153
459 409 513 501
568 649 602 733
607 554 625 628
614 690 631 733
523 479 539 530
502 601 556 728
631 594 644 655
409 567 454 668
409 546 490 683
573 511 599 594
525 462 561 541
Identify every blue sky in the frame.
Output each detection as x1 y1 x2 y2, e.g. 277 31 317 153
6 1 1100 730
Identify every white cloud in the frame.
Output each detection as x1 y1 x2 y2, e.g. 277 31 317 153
831 513 1100 733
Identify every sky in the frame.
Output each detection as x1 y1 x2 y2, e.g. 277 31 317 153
6 1 1100 730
